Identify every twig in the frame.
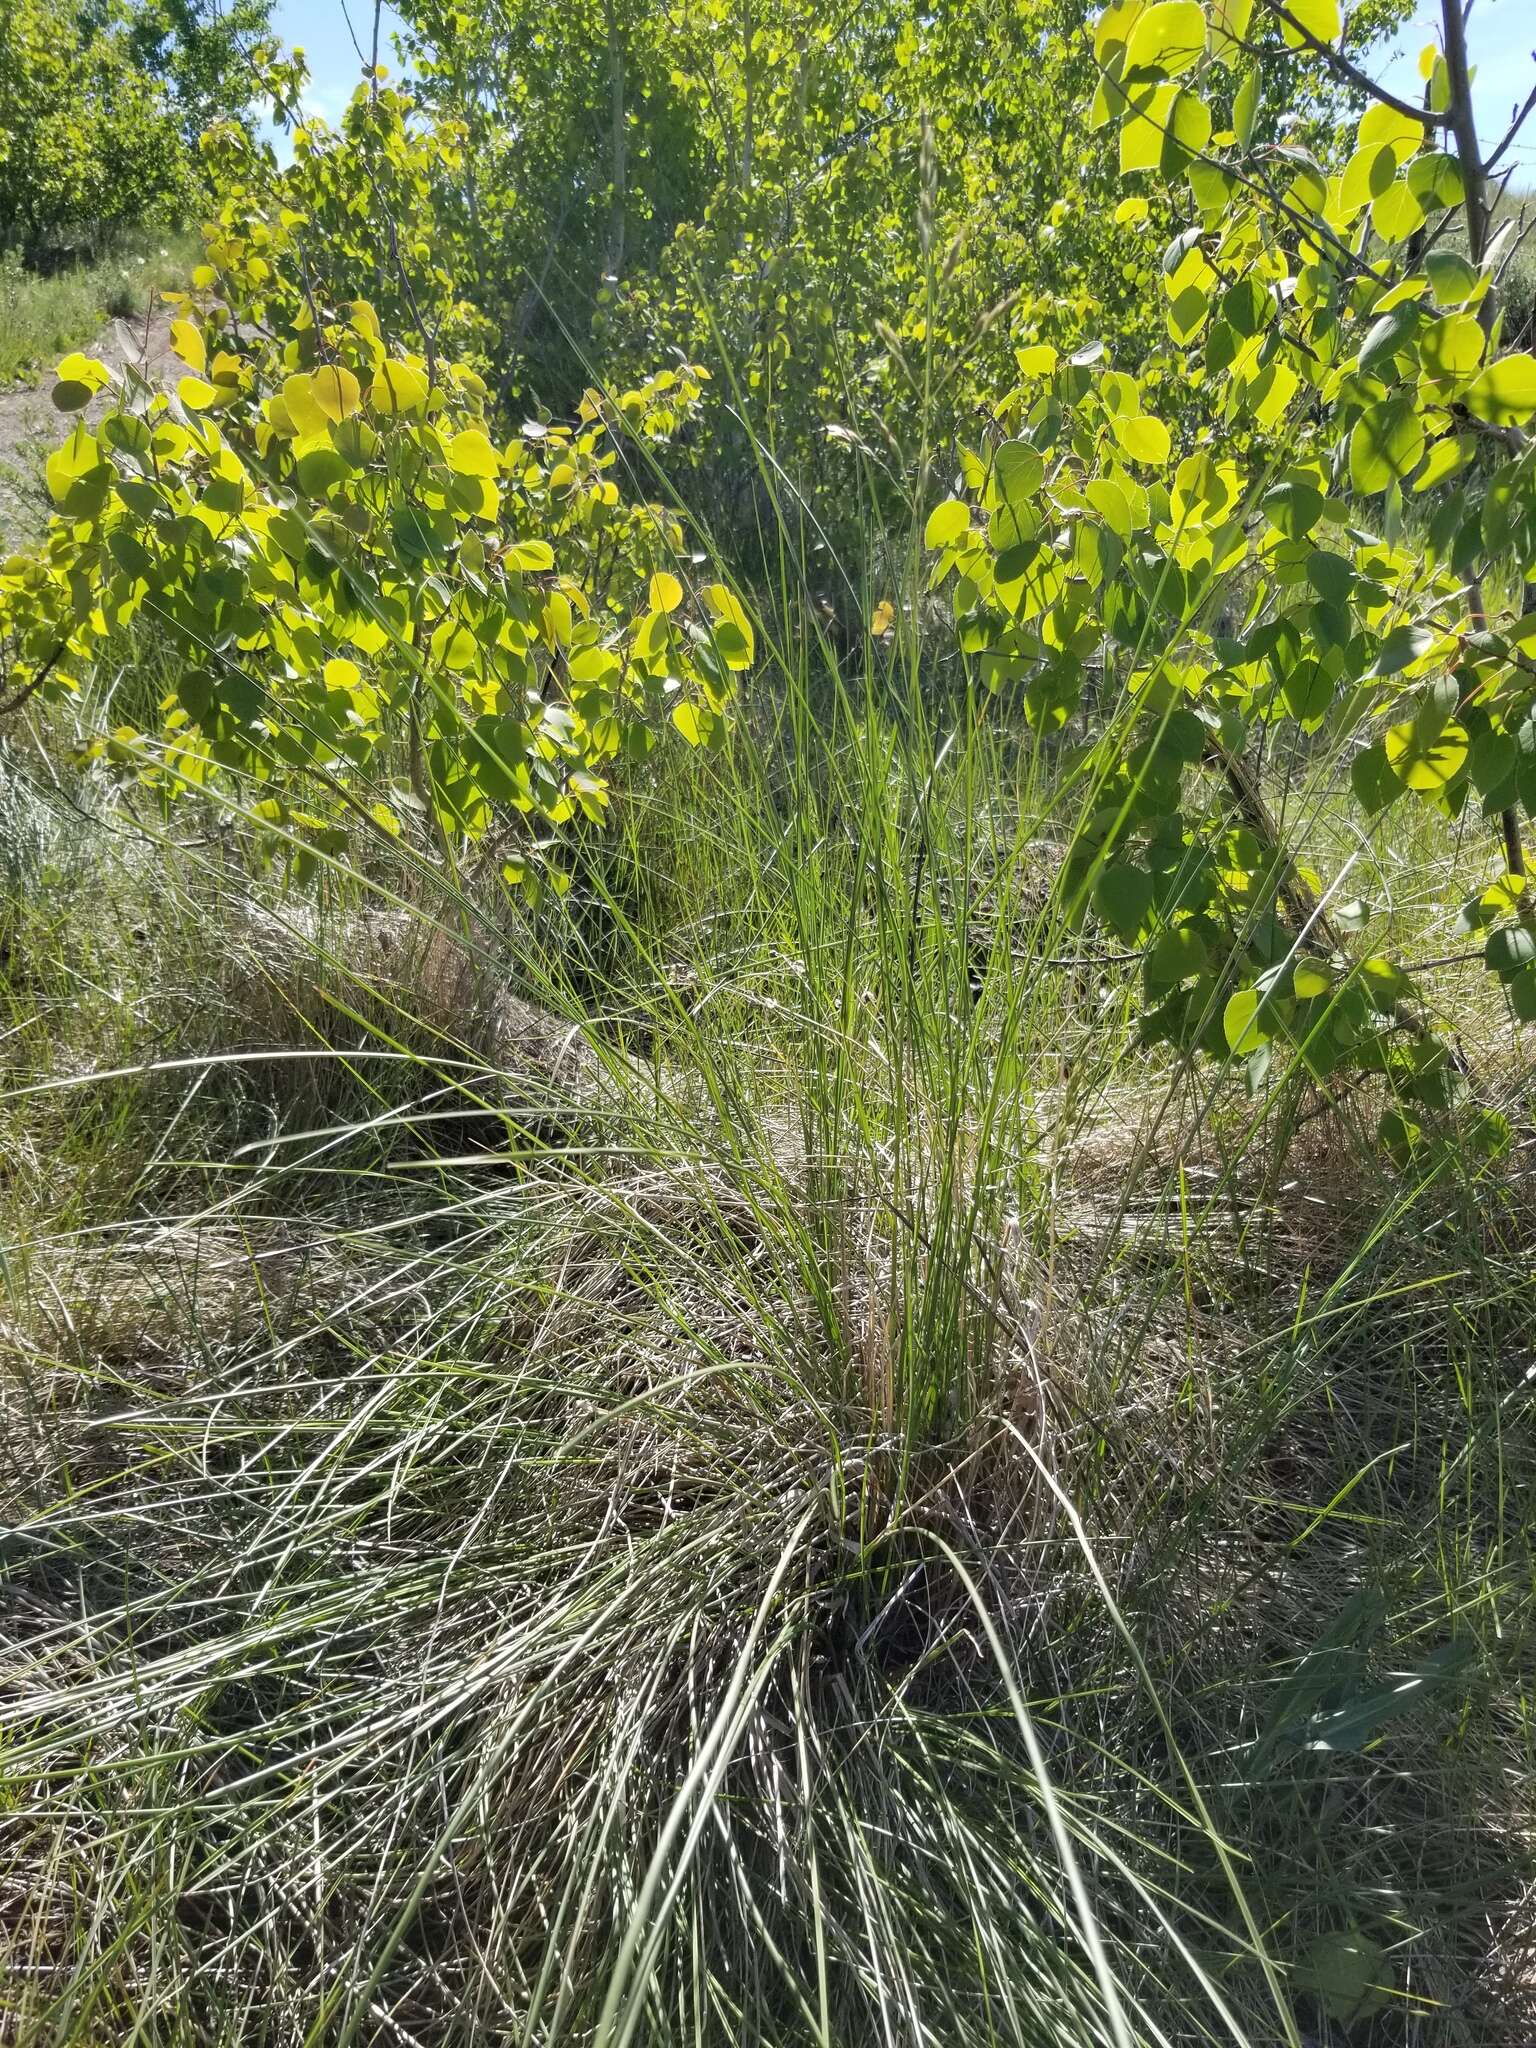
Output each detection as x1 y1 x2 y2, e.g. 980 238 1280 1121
1253 0 1451 129
0 642 65 719
1405 948 1485 972
1484 79 1536 177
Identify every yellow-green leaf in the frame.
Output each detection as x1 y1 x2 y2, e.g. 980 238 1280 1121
448 427 501 478
170 319 206 375
282 374 330 437
1419 313 1484 380
1349 398 1424 493
1208 0 1254 55
507 538 555 571
369 360 429 414
1094 0 1149 61
1114 413 1172 465
1370 179 1425 243
1413 434 1471 492
1338 142 1397 222
1279 0 1339 47
704 584 755 668
1426 248 1478 305
649 571 684 613
50 353 111 416
1119 82 1178 171
925 498 971 548
431 620 482 670
45 424 102 505
1464 353 1536 426
177 376 226 411
311 365 363 423
1125 0 1206 76
672 701 706 745
1223 987 1270 1055
1384 717 1468 790
1357 100 1424 161
324 656 362 693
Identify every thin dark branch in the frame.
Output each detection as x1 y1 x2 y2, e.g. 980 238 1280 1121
1407 948 1488 972
1484 78 1536 176
0 642 65 719
1495 206 1536 294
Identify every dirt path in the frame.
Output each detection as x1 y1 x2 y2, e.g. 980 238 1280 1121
0 303 178 550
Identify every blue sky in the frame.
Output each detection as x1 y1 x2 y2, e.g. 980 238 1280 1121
266 0 405 128
1377 0 1536 175
268 0 1535 173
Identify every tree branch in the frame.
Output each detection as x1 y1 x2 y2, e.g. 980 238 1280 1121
0 642 65 719
1254 0 1452 129
1484 78 1536 177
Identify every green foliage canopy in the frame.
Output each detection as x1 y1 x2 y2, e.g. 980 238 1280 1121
920 0 1536 1159
0 0 271 261
1 81 737 886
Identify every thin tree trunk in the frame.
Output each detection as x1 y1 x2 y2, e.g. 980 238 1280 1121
1439 0 1528 887
740 0 754 195
602 0 627 284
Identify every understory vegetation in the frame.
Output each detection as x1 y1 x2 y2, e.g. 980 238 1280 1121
0 235 198 387
3 1 1536 2044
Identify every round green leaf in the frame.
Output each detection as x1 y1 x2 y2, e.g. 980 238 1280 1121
1262 480 1324 539
1301 1928 1387 2024
1426 248 1478 305
1407 150 1464 208
1384 717 1467 790
1486 925 1536 979
1114 413 1172 465
507 538 555 572
993 440 1045 507
1278 0 1340 47
1464 353 1536 426
1419 313 1484 380
1093 861 1155 940
1124 0 1206 77
1351 739 1402 814
1370 179 1425 244
1223 986 1270 1055
1349 398 1425 493
448 428 501 478
1281 658 1332 728
924 498 971 549
1144 923 1208 993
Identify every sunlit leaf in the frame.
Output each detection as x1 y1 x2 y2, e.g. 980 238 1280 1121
1124 0 1206 77
507 538 555 571
1278 0 1339 47
1384 717 1467 790
925 498 971 548
369 360 429 413
1223 986 1270 1055
448 427 501 477
1464 352 1536 425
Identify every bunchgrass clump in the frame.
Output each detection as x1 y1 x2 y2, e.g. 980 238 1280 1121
4 597 1534 2044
